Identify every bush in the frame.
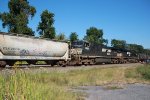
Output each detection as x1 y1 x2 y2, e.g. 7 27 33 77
125 68 138 78
137 65 150 80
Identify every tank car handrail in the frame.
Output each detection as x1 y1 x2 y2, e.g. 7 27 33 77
17 34 25 37
45 38 51 40
30 36 36 39
39 37 44 39
24 35 29 38
34 37 39 39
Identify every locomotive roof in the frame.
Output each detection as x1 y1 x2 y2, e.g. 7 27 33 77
72 40 133 52
110 47 131 52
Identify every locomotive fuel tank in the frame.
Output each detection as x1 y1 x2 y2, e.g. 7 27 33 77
0 32 69 61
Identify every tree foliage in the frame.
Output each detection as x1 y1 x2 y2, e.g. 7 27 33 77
144 49 150 55
37 10 55 39
111 39 126 49
84 27 107 45
103 39 108 46
56 33 66 40
70 32 78 42
0 0 36 35
126 44 144 53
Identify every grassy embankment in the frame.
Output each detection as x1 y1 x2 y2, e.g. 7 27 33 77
0 64 150 100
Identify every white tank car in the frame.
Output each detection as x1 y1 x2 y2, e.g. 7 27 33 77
0 32 69 61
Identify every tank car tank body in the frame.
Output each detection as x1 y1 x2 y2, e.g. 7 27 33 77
0 32 70 67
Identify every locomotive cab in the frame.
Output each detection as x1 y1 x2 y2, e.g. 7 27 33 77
71 40 90 49
71 40 90 55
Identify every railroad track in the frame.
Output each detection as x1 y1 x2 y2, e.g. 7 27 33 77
0 63 142 72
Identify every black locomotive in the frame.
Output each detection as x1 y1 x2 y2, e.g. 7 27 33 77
69 40 149 65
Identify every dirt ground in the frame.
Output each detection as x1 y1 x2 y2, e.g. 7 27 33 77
73 83 150 100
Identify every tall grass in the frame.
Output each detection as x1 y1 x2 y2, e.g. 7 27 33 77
137 65 150 80
125 64 150 81
0 65 150 99
0 71 77 100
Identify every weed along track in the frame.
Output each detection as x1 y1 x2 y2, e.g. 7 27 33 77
0 63 142 73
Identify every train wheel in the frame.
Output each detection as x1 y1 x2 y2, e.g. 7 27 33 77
51 61 66 67
124 60 127 63
93 59 96 65
57 61 67 67
115 60 118 64
0 61 6 68
51 61 57 67
6 61 15 66
27 61 37 65
111 60 114 64
89 59 96 65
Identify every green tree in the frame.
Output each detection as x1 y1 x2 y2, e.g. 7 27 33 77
103 39 108 46
127 44 144 53
144 49 150 55
111 39 126 49
70 32 78 42
84 27 107 45
0 0 36 35
56 33 66 40
37 10 55 39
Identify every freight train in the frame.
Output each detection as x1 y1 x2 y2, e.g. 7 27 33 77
0 32 149 67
